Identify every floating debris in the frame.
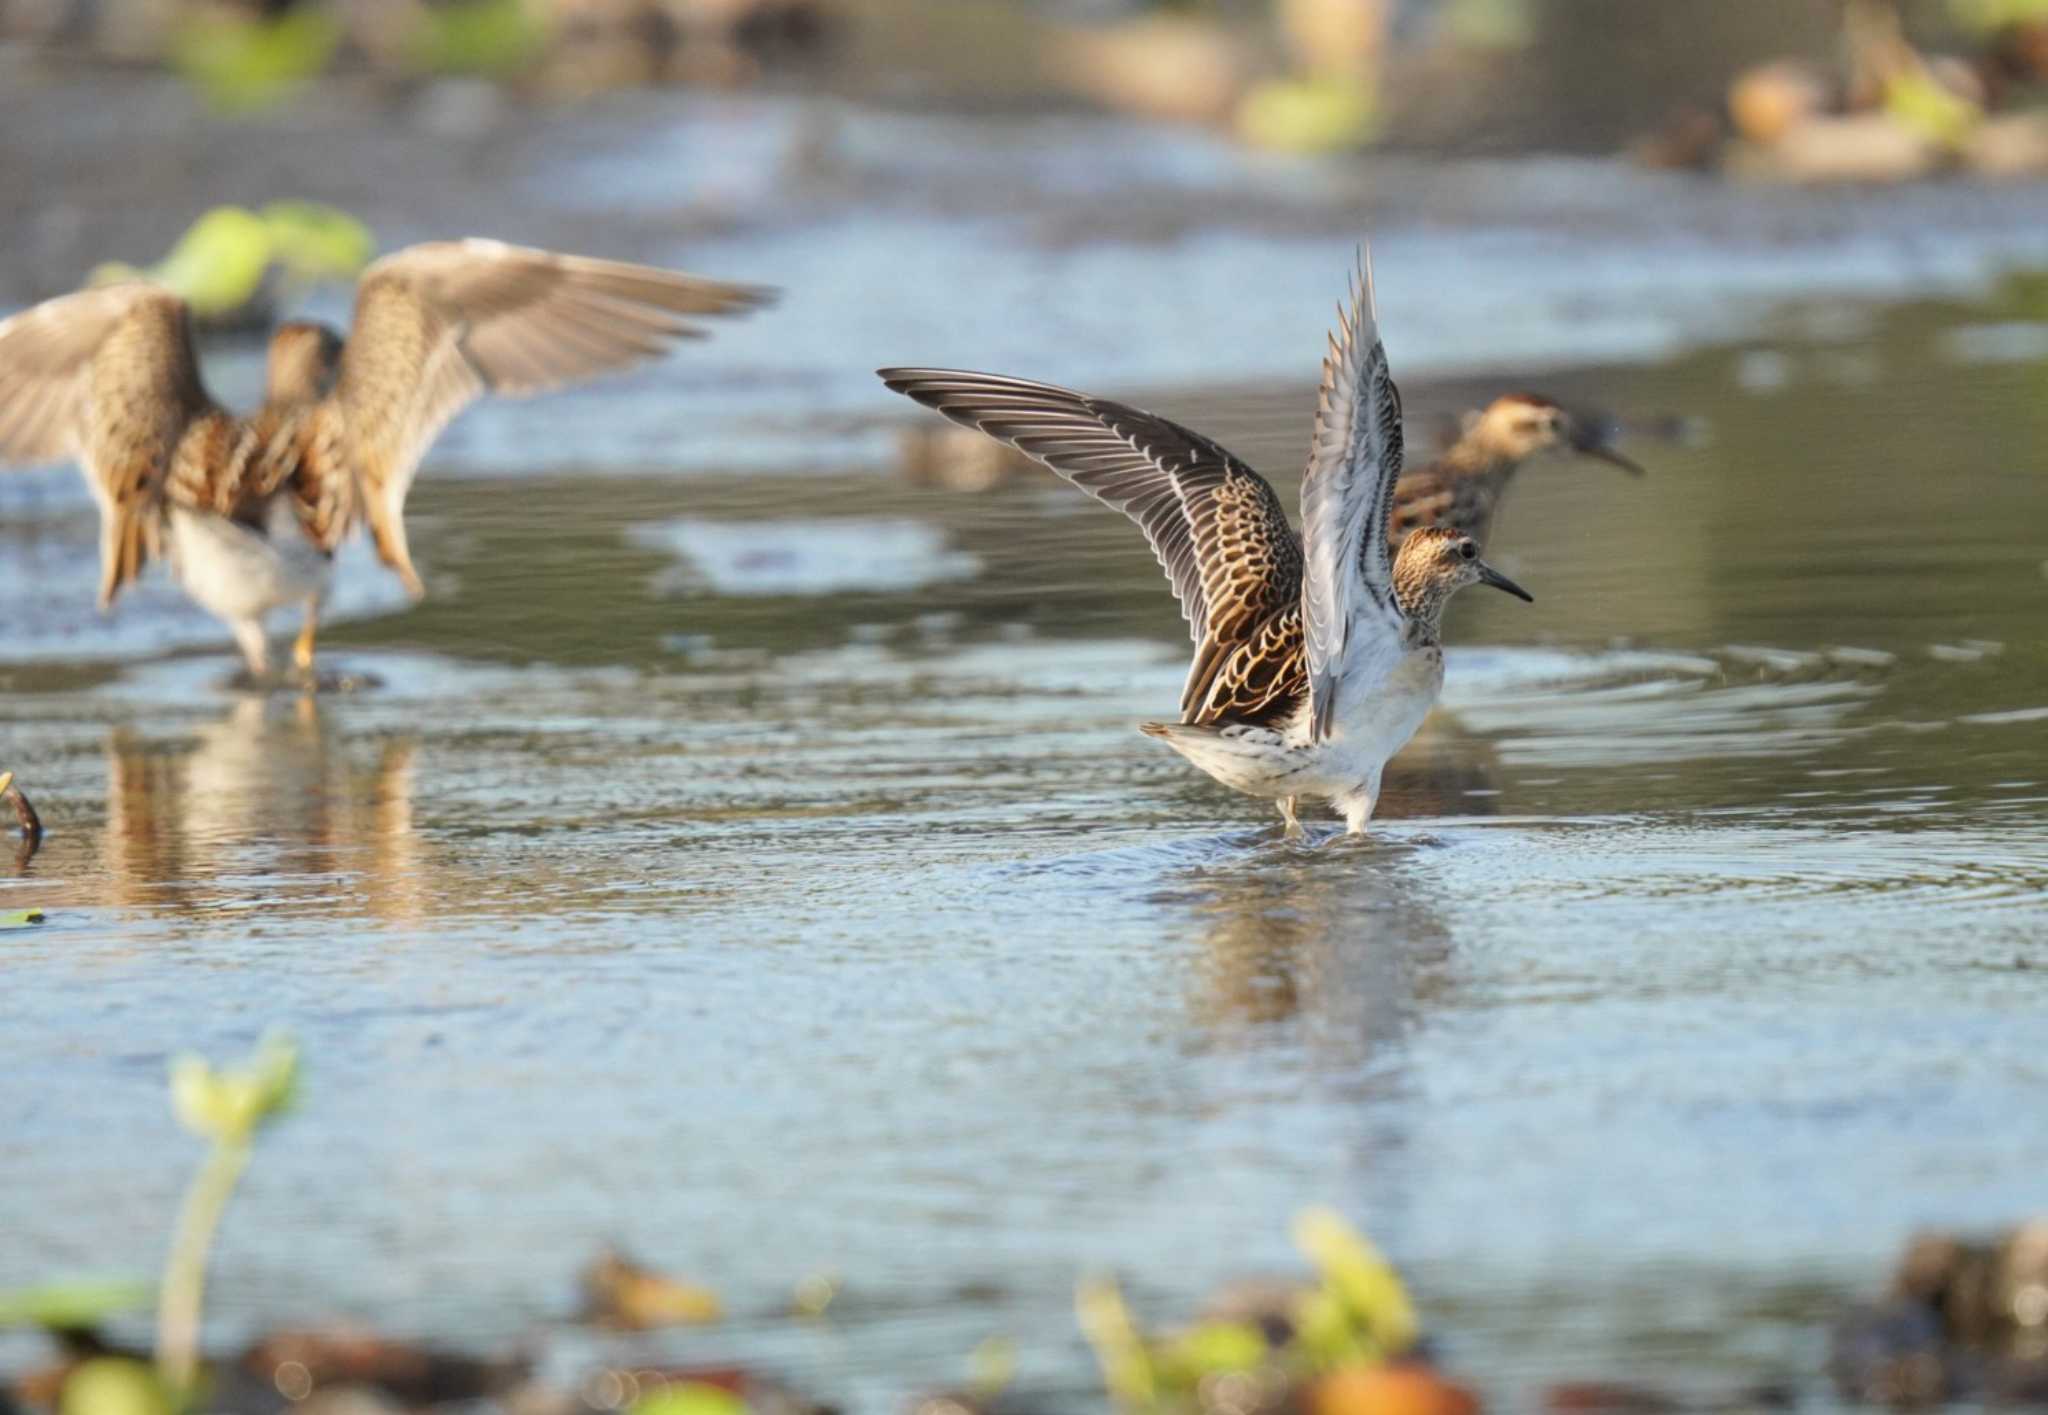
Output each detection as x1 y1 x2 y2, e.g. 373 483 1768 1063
241 1329 526 1408
580 1248 723 1330
1830 1219 2048 1405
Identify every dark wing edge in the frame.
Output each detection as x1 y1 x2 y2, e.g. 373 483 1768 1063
877 366 1301 718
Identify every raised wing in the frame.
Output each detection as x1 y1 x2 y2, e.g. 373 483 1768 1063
1298 251 1407 742
877 367 1302 718
333 238 775 592
0 283 211 606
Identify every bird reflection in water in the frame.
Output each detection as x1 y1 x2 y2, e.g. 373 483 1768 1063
1183 837 1459 1077
102 695 424 925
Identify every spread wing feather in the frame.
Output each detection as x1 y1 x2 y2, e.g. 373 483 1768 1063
0 283 214 606
333 238 775 591
1298 249 1408 742
877 367 1302 718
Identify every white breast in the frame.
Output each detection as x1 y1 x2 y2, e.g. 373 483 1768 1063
167 501 332 625
1319 644 1444 781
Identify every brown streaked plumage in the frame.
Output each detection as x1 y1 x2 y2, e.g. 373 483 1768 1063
265 321 345 405
878 253 1535 837
872 369 1313 729
1387 392 1644 550
0 238 774 676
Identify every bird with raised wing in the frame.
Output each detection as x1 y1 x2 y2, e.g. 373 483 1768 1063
1387 392 1643 551
0 239 773 680
879 255 1532 837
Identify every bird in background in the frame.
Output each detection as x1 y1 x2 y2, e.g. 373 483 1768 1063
880 252 1531 838
1388 392 1644 549
0 238 774 681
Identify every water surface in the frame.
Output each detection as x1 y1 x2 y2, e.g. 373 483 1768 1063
4 145 2048 1415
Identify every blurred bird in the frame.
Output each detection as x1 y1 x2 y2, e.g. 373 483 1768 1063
1387 392 1643 550
880 254 1531 837
0 238 774 680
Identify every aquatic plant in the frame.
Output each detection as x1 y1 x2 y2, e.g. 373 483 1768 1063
157 1032 300 1396
170 6 343 113
87 204 375 321
0 1280 153 1331
0 1036 298 1415
1078 1208 1469 1413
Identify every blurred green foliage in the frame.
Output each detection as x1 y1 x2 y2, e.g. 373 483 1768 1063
258 201 379 284
89 203 374 318
1885 70 1982 144
1950 0 2048 31
168 0 542 109
155 1031 300 1401
1445 0 1536 50
0 1280 153 1331
629 1383 750 1415
171 6 342 112
1078 1208 1422 1409
169 1032 298 1144
1237 76 1381 152
409 0 548 76
60 1360 175 1415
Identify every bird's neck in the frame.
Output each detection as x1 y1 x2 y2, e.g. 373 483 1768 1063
1436 434 1522 485
1391 556 1451 638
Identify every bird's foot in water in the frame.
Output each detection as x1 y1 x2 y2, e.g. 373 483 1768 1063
224 664 385 695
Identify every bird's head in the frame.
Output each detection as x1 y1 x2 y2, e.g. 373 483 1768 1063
1468 393 1644 474
265 321 345 405
1392 525 1534 625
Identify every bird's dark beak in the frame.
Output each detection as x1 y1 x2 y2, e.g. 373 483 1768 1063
1568 416 1646 476
1581 442 1646 476
1476 561 1534 603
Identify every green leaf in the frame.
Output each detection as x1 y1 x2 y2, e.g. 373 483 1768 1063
60 1359 174 1415
0 1279 154 1330
170 1032 300 1142
1236 76 1380 154
1075 1277 1156 1407
1156 1321 1269 1385
259 202 376 284
1292 1286 1364 1368
1292 1208 1419 1360
629 1382 750 1415
144 207 276 317
1885 71 1980 148
1 909 44 928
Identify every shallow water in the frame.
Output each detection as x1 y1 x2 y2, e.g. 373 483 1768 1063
4 247 2047 1409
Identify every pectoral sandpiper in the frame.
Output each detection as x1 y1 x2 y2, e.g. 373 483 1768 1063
1388 392 1643 550
880 254 1532 837
0 239 773 679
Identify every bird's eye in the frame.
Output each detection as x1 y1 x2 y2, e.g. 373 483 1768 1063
1459 540 1477 561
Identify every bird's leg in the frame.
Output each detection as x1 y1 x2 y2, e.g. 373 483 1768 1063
292 593 323 674
230 619 272 680
1277 795 1303 839
1339 774 1381 838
